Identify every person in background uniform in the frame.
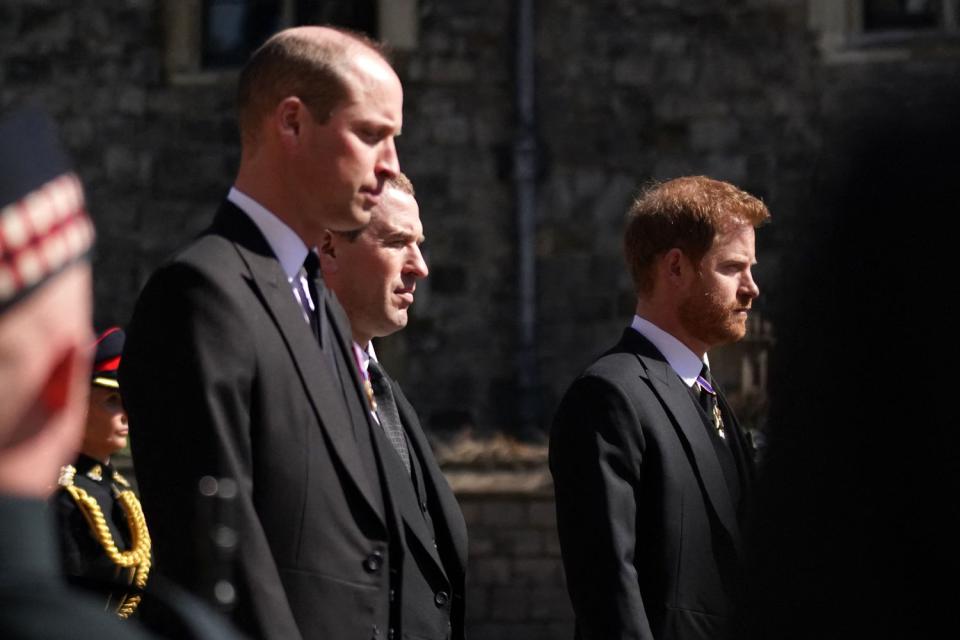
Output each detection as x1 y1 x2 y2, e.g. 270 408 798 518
52 327 152 619
550 176 769 640
0 105 154 639
319 173 468 640
119 26 411 640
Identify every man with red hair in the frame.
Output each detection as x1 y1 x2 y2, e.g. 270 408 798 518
551 176 769 640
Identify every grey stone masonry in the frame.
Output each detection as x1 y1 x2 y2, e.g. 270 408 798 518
1 0 820 437
453 480 573 640
5 0 958 441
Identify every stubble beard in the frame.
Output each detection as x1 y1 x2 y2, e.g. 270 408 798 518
678 287 748 349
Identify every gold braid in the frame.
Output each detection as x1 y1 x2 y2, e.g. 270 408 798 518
60 466 152 619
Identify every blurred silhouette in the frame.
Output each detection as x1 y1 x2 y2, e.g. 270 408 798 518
741 89 960 639
0 104 152 639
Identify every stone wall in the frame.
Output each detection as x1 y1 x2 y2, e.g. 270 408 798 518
459 492 571 640
441 437 572 639
6 1 960 636
395 0 820 435
0 0 819 437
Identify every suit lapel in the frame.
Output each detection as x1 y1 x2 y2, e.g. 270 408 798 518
395 382 468 581
211 202 385 523
619 329 743 558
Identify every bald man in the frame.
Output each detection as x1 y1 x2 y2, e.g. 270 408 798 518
120 27 412 640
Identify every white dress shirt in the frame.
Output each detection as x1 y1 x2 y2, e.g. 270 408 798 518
355 341 382 425
630 315 708 389
227 187 315 321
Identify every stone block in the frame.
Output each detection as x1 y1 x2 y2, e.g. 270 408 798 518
465 586 488 621
497 528 542 556
470 557 511 586
433 114 471 145
489 587 529 622
467 623 514 640
690 118 740 151
528 586 574 620
117 87 146 115
458 499 483 523
706 154 748 183
613 56 655 86
527 501 556 529
468 533 495 557
479 500 525 527
427 57 476 84
513 558 561 585
104 144 139 182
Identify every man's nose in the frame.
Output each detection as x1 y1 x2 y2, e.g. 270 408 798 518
742 269 759 299
376 137 399 178
407 245 428 279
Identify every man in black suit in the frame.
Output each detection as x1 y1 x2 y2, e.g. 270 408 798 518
319 172 467 640
550 176 769 640
119 26 412 640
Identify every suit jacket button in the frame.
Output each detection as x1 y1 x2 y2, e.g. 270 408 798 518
363 550 384 573
388 628 395 640
434 590 450 607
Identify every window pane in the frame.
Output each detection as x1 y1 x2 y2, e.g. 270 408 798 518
203 0 283 68
864 0 942 31
301 0 378 39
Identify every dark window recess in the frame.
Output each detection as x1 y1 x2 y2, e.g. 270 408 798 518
202 0 284 68
864 0 941 31
302 0 378 39
201 1 379 69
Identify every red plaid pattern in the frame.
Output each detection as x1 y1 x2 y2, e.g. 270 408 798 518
0 172 94 305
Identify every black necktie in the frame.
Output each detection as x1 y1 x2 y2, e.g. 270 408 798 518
298 251 323 349
695 364 726 440
366 360 411 474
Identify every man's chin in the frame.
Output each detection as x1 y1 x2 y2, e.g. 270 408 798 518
326 203 371 232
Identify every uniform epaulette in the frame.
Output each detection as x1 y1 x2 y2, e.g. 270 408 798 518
57 464 77 488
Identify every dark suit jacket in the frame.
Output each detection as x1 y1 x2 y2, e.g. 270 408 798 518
121 201 461 640
549 329 754 640
372 368 468 640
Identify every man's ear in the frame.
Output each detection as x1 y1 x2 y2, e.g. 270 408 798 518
318 230 339 275
275 97 306 145
663 248 688 285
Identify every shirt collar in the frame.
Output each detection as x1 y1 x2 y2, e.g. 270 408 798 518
355 341 378 375
630 315 708 388
227 187 309 280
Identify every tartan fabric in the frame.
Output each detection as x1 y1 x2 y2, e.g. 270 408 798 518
0 171 94 311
